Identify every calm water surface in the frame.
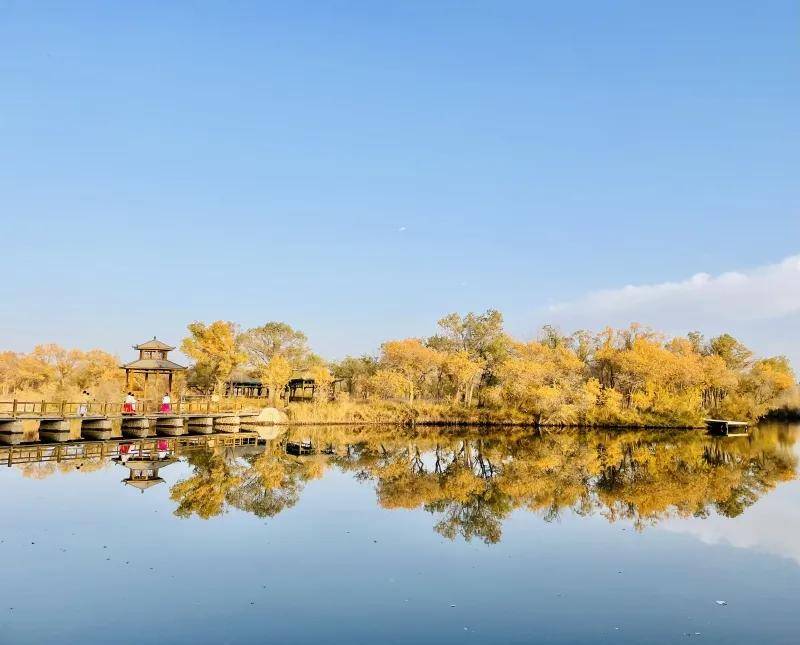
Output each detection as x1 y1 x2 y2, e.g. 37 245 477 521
1 423 799 644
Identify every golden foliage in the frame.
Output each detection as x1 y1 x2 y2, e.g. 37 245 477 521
181 321 246 394
0 345 123 400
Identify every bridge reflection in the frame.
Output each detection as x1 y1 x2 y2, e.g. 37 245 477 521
0 432 261 468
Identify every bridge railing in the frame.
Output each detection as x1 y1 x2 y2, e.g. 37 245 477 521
0 396 258 418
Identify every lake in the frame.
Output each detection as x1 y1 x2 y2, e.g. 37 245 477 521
1 423 799 644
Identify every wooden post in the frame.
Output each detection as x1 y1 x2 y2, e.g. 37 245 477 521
168 372 173 395
125 369 131 389
12 399 17 417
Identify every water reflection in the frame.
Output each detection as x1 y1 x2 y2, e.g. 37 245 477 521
1 425 797 645
117 440 178 491
172 441 326 520
3 426 796 543
320 425 797 542
8 425 792 544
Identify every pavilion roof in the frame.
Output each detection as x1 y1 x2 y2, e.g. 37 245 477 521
121 358 186 371
122 478 165 490
228 368 261 385
134 337 175 351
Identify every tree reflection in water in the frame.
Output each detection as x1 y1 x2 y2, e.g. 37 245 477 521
170 442 326 520
168 426 798 543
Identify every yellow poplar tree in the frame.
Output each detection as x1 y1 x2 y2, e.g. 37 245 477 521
181 321 246 395
380 339 442 404
260 355 293 405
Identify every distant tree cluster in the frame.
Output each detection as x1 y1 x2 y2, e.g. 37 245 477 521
0 344 124 401
180 320 330 403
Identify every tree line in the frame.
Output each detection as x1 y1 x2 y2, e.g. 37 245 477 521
0 310 795 425
181 310 795 425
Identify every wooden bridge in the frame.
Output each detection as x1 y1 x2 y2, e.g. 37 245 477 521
0 398 271 446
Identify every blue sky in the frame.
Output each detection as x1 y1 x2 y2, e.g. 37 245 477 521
2 1 798 365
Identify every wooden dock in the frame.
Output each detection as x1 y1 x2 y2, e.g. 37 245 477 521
705 418 750 437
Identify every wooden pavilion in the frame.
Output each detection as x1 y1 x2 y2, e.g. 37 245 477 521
226 368 267 398
286 370 345 402
121 337 186 396
224 368 345 401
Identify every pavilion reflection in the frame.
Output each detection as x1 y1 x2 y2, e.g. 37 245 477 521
119 457 178 491
115 441 178 492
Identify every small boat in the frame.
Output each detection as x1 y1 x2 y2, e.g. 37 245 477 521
705 419 749 437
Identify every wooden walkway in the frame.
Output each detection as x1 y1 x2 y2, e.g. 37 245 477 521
0 397 256 418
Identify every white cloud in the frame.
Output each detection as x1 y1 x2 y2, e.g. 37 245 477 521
548 255 800 323
540 255 800 366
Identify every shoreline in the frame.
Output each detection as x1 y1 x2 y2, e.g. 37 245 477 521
275 419 709 430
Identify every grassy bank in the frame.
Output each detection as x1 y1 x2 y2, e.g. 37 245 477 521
282 399 706 428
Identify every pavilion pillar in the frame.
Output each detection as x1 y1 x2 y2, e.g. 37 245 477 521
168 372 173 395
125 370 131 389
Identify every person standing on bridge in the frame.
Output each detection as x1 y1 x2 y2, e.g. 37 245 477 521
123 392 137 415
160 392 172 414
78 390 91 417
